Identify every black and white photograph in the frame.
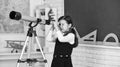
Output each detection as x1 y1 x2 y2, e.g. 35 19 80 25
0 0 120 67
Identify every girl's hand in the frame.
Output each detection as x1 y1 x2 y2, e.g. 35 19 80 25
53 21 59 31
51 22 55 30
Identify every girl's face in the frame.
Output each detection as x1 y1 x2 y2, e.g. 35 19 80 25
59 20 71 33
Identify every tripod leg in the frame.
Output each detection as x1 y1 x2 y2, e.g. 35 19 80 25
17 37 29 67
27 37 32 58
35 37 49 67
35 37 46 60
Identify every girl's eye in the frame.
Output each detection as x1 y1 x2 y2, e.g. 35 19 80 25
59 24 63 26
59 24 61 26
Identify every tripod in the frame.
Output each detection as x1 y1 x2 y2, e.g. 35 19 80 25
17 21 47 67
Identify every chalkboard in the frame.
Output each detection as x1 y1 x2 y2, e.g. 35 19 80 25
65 0 120 41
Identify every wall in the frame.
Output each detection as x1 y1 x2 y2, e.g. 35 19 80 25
72 44 120 67
0 0 29 33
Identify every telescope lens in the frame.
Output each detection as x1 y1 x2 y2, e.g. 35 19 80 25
9 11 22 20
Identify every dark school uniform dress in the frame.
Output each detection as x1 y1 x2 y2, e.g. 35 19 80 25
51 30 77 67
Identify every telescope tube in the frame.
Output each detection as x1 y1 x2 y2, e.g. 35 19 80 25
9 11 41 22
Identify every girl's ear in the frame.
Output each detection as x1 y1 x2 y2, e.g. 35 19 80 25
69 24 72 28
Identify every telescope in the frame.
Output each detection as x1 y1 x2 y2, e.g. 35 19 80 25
9 11 51 25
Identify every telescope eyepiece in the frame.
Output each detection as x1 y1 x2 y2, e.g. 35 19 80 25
9 11 22 20
37 18 42 22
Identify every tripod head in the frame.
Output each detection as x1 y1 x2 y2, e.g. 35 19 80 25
29 20 39 28
27 21 40 37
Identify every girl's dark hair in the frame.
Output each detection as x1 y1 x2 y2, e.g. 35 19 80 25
71 27 78 48
58 16 73 26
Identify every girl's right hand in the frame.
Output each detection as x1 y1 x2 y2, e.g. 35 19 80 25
53 21 60 31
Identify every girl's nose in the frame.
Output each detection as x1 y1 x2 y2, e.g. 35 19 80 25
60 25 63 28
